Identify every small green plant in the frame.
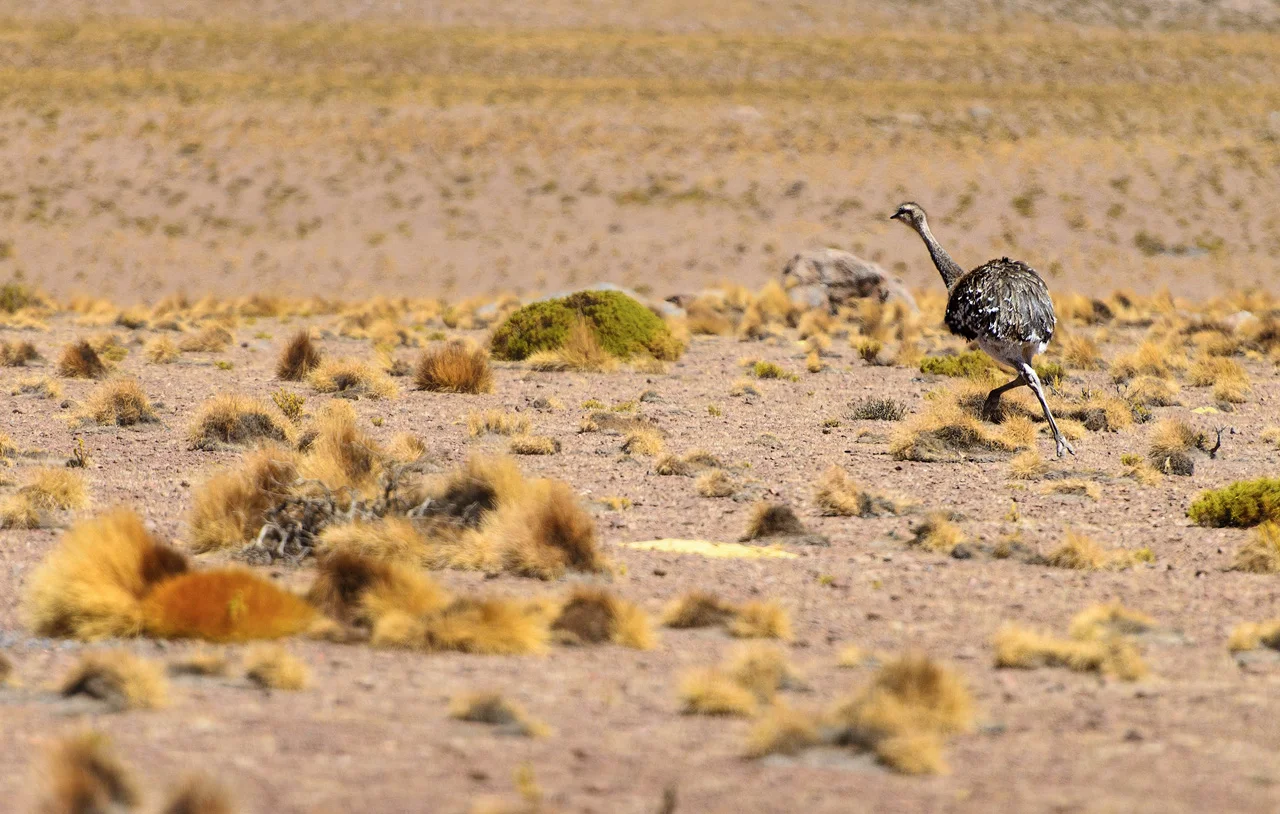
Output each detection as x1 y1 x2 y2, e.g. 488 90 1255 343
848 397 906 421
751 361 795 381
371 416 384 427
271 389 305 422
855 339 883 364
215 360 234 370
1034 361 1066 387
707 404 722 417
582 398 606 410
0 279 33 313
1188 478 1280 528
66 437 89 469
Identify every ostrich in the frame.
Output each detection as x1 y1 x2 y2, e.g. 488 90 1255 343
890 201 1074 458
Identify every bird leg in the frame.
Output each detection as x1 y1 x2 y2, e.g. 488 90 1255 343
982 377 1026 423
1017 362 1075 458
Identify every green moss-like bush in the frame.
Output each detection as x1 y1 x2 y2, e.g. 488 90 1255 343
490 290 682 362
920 351 994 379
1188 478 1280 527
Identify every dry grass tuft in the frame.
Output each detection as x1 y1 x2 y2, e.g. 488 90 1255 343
1227 620 1280 653
180 325 234 353
1068 601 1155 641
1044 531 1152 571
57 340 108 379
450 692 548 737
743 703 822 758
909 513 963 554
550 588 654 649
297 401 386 494
75 379 159 426
509 435 561 455
848 396 907 421
277 330 322 381
145 335 180 364
1060 334 1102 370
1125 375 1181 407
490 479 603 579
742 502 806 540
1148 418 1199 475
1041 479 1102 501
730 601 792 640
468 410 531 437
679 668 760 717
168 649 230 677
24 508 188 639
12 374 63 399
189 394 292 449
890 384 1031 461
159 775 237 814
1230 523 1280 574
0 338 38 366
189 445 299 553
622 426 666 457
827 653 973 774
814 466 902 516
306 549 448 625
727 643 803 701
415 341 494 394
1008 449 1050 480
993 625 1146 681
661 592 738 629
314 517 429 567
37 732 140 812
59 650 168 710
415 597 551 655
308 358 398 399
1189 354 1250 400
553 318 620 373
243 645 309 690
695 468 736 498
1109 341 1180 383
142 569 319 642
14 467 89 516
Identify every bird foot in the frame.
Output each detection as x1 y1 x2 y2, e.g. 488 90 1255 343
981 400 1003 423
1055 437 1076 458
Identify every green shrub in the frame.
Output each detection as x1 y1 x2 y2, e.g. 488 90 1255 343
490 290 682 362
920 351 993 378
1188 478 1280 527
0 280 33 314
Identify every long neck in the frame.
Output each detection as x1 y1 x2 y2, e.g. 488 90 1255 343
914 217 965 289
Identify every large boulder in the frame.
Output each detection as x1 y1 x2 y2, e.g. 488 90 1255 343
782 249 918 313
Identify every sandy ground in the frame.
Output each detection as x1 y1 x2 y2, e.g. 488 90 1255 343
1 313 1279 812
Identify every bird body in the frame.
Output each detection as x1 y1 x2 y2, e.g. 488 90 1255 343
890 202 1074 457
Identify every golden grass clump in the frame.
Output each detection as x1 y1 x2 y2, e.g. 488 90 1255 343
1041 479 1102 501
509 435 561 455
890 384 1031 462
168 649 230 677
13 374 63 399
908 512 963 554
277 330 322 381
0 338 38 366
488 479 603 579
372 597 550 655
538 318 620 373
57 340 109 379
730 601 792 640
468 410 531 437
188 445 299 553
1229 523 1280 574
1044 531 1153 571
1059 333 1102 370
550 587 654 649
679 668 760 717
308 357 398 399
741 502 806 540
188 394 293 449
180 324 234 353
1008 449 1050 480
993 626 1147 681
141 569 320 642
159 776 237 814
243 645 309 690
314 517 430 568
1109 341 1180 382
414 341 494 394
1068 601 1155 641
695 468 736 498
24 508 189 639
75 379 159 426
743 703 822 758
36 732 140 813
1125 375 1181 407
306 549 448 626
661 592 739 629
145 335 180 364
1262 426 1280 450
388 432 428 462
727 643 803 701
1148 417 1199 475
1227 620 1280 653
2 467 88 528
621 426 666 457
450 692 549 737
814 466 902 517
826 653 973 774
59 651 168 710
297 400 386 494
1188 354 1250 401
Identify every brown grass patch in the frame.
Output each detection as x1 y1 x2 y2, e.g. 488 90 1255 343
890 384 1032 461
243 645 309 690
36 732 140 812
24 508 189 639
450 692 548 737
12 374 62 399
509 435 561 455
0 338 38 366
145 335 180 364
308 357 398 399
188 445 299 553
411 597 550 655
730 601 792 640
661 592 739 629
1044 531 1153 571
695 468 736 498
679 668 760 717
414 341 494 394
1228 620 1280 653
1230 522 1280 574
743 703 822 758
75 378 159 426
306 549 448 626
908 512 963 554
741 502 806 540
59 650 168 710
159 776 237 814
487 479 603 579
168 649 230 677
550 587 654 649
277 330 322 381
57 340 109 379
621 426 666 457
814 465 902 516
180 324 234 353
468 410 531 437
189 394 292 449
1059 334 1102 370
993 626 1147 681
297 400 385 494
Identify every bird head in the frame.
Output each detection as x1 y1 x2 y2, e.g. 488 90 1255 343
889 202 927 230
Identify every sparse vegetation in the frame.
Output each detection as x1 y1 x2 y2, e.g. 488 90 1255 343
74 379 160 426
1188 478 1280 527
414 341 494 394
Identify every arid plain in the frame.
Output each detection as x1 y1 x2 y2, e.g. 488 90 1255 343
2 2 1280 813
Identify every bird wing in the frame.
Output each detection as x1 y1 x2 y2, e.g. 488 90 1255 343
944 259 1056 345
